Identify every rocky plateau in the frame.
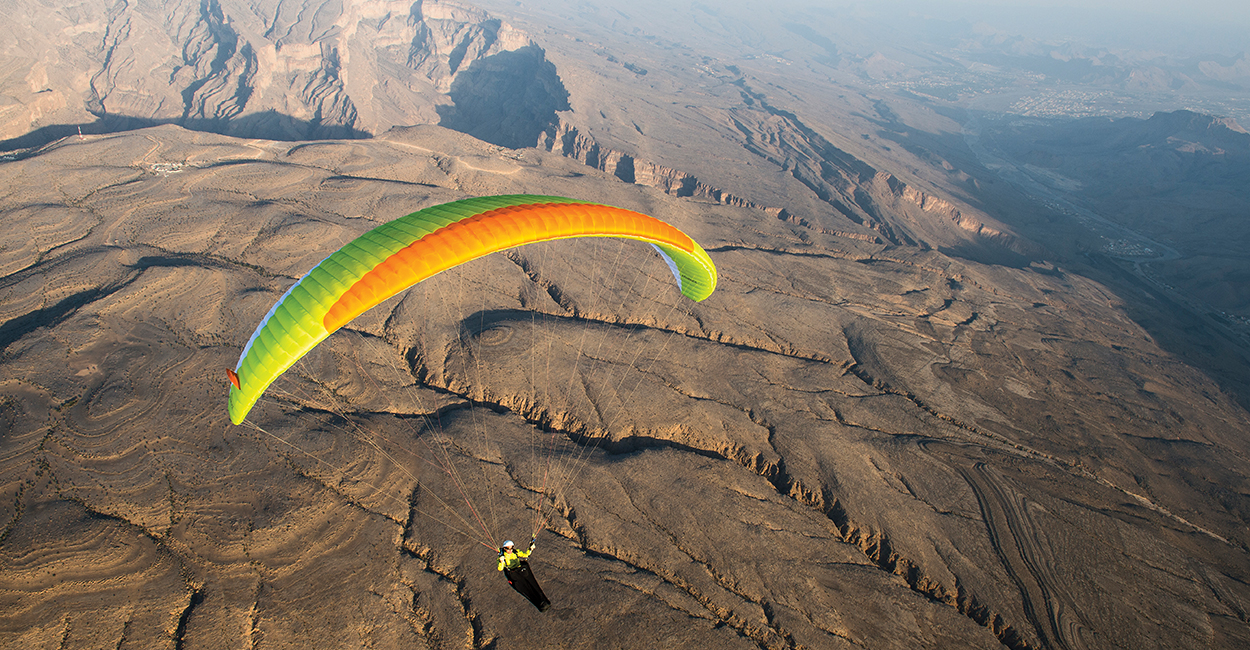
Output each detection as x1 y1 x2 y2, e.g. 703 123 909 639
2 1 1250 649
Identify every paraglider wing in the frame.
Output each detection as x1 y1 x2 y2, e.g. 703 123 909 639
226 195 717 425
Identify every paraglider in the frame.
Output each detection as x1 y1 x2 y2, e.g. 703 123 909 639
226 194 717 426
225 194 717 602
498 536 550 611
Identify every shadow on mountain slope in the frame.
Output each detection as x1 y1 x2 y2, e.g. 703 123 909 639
0 110 370 154
438 45 571 149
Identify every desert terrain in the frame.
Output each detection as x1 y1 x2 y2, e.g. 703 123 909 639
2 1 1249 649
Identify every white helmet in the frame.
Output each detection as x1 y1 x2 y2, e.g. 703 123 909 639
503 540 515 548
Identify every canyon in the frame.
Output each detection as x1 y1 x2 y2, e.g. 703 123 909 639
2 1 1250 649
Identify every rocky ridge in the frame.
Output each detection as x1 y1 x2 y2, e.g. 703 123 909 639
539 112 1038 262
0 0 544 142
3 0 1040 269
2 122 1249 650
3 1 1250 649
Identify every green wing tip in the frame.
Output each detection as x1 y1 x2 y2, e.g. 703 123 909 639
227 396 246 425
226 369 247 425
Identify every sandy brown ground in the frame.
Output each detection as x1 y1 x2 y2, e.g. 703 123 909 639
1 125 1249 649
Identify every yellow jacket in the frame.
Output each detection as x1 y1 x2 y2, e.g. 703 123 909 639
497 543 534 571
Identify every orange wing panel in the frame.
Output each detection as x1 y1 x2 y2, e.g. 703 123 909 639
322 203 695 332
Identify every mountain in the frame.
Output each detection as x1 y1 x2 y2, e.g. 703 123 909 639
3 1 1250 650
976 108 1250 325
0 0 557 143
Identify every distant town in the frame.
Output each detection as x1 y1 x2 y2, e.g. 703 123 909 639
870 64 1250 123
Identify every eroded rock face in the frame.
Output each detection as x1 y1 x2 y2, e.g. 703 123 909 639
2 124 1249 650
0 0 1035 269
0 0 551 142
4 2 1250 649
438 44 570 148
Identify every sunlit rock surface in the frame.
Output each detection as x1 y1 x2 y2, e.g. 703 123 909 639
2 122 1248 649
3 1 1250 649
0 0 547 143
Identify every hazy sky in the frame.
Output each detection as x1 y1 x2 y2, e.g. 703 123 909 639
532 0 1248 57
852 0 1243 23
852 0 1249 55
934 0 1237 11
